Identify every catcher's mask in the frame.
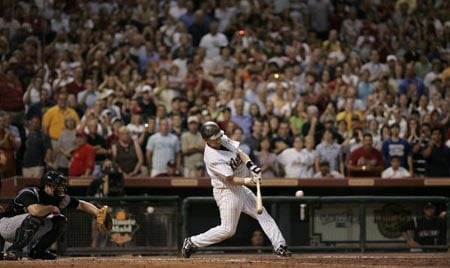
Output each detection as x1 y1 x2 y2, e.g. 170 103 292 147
40 170 68 198
200 121 224 140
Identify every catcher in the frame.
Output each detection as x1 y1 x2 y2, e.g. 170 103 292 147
0 170 112 260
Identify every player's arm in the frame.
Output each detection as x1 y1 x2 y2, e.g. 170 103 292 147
237 149 261 175
27 204 60 217
77 200 100 216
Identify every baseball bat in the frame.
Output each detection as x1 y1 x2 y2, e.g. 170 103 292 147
256 177 263 215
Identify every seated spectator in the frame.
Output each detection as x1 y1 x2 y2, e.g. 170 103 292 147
402 202 447 251
347 133 384 177
381 156 412 179
68 130 95 177
314 160 344 178
155 160 181 177
193 161 206 178
111 126 144 177
422 128 450 177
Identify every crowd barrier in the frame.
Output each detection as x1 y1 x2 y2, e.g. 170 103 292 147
182 196 450 253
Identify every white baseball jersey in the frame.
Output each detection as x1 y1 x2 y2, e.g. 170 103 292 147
190 135 287 250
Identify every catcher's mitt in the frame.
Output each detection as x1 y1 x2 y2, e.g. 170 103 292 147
96 205 113 233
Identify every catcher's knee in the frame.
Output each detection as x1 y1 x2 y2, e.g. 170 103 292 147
9 215 44 250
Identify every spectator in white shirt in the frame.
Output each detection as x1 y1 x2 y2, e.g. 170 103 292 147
381 156 412 179
199 21 229 59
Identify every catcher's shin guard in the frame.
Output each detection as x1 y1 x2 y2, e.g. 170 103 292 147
31 215 67 254
7 215 43 253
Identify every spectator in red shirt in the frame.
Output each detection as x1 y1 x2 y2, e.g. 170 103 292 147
0 67 24 119
347 133 384 177
68 130 95 177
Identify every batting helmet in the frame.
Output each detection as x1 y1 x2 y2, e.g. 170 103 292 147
200 121 223 140
40 170 68 197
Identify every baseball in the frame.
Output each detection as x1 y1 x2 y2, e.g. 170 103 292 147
146 206 154 214
295 190 304 197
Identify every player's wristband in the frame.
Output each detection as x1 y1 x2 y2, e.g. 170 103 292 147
246 161 255 169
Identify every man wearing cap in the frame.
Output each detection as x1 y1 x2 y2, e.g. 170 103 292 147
381 123 413 175
68 130 95 177
402 202 447 250
181 116 204 177
155 160 181 177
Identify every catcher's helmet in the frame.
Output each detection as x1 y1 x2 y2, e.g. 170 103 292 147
40 170 68 197
200 121 223 140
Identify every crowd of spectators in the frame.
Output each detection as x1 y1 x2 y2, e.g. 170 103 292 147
0 0 450 181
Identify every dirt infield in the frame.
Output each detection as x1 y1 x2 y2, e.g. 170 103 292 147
0 253 449 268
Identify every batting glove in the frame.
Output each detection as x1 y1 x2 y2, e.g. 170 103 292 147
244 176 261 186
246 161 261 175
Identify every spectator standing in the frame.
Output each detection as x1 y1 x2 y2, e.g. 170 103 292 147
381 123 413 175
254 136 280 178
21 116 52 178
277 136 310 178
302 105 325 146
0 67 24 123
306 0 334 40
422 128 450 177
199 21 229 60
146 118 181 177
68 130 95 177
181 116 204 177
42 92 80 155
0 111 19 177
55 115 77 175
111 126 144 177
411 123 431 177
347 133 384 177
86 119 109 176
315 129 344 174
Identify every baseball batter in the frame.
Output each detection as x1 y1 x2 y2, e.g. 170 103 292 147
182 121 291 258
0 171 103 260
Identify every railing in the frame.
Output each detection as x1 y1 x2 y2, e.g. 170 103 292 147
182 196 450 253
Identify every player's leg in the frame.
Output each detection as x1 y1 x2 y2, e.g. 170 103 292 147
1 214 43 260
28 214 67 260
241 186 291 256
191 187 243 246
182 187 243 258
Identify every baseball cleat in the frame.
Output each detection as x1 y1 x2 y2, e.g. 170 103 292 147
181 237 196 258
275 245 292 257
3 250 20 260
28 249 57 260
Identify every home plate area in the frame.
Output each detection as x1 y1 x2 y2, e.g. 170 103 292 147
0 253 449 268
